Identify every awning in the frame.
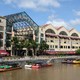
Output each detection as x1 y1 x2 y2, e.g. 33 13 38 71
66 51 76 54
45 33 57 38
58 35 70 39
70 37 80 40
45 50 76 54
0 50 9 56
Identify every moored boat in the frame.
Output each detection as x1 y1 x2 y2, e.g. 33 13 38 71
61 60 73 64
73 59 80 64
25 60 53 69
62 59 80 64
0 62 22 72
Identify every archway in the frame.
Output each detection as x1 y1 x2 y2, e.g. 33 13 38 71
59 31 67 36
71 33 79 37
45 29 55 34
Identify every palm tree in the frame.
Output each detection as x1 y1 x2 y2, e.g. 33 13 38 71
24 39 38 56
30 40 38 55
24 40 33 56
16 39 25 56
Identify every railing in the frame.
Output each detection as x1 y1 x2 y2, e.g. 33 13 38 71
2 55 79 62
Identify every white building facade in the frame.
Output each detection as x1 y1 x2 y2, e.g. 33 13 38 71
39 24 80 53
0 16 6 50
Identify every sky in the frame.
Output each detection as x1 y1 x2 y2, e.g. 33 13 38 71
0 0 80 31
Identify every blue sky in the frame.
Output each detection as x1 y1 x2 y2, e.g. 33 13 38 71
0 0 80 31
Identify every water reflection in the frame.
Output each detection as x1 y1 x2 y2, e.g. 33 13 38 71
0 63 80 80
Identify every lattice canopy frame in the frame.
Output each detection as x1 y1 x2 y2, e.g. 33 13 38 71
5 11 39 37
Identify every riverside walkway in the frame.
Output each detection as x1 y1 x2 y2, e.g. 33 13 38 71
1 55 80 62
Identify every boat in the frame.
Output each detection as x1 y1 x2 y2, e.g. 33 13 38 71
31 62 52 69
62 59 80 64
0 62 22 72
62 60 73 64
25 60 53 69
61 59 74 64
24 61 34 69
73 59 80 64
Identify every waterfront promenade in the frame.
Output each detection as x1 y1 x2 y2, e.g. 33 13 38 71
1 55 80 62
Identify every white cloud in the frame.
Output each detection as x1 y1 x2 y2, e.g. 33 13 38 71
18 0 37 9
70 18 80 25
73 10 80 16
47 14 72 29
3 0 61 11
3 0 16 4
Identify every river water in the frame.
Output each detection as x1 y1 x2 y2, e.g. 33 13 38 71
0 63 80 80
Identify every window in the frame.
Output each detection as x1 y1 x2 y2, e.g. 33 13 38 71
72 46 74 49
41 33 43 37
68 46 70 49
64 41 66 43
76 43 78 44
60 46 63 48
55 45 58 48
51 40 54 42
0 19 1 22
50 45 52 48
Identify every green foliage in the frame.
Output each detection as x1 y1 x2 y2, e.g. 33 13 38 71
39 40 49 51
24 39 38 55
24 40 38 49
11 37 48 56
6 41 11 47
76 49 80 54
11 37 25 56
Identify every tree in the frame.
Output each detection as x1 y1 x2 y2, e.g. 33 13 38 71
16 40 25 56
39 40 49 55
75 49 80 55
24 40 33 57
24 39 38 56
11 37 19 56
30 40 38 55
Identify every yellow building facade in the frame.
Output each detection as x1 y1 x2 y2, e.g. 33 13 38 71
39 24 80 53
